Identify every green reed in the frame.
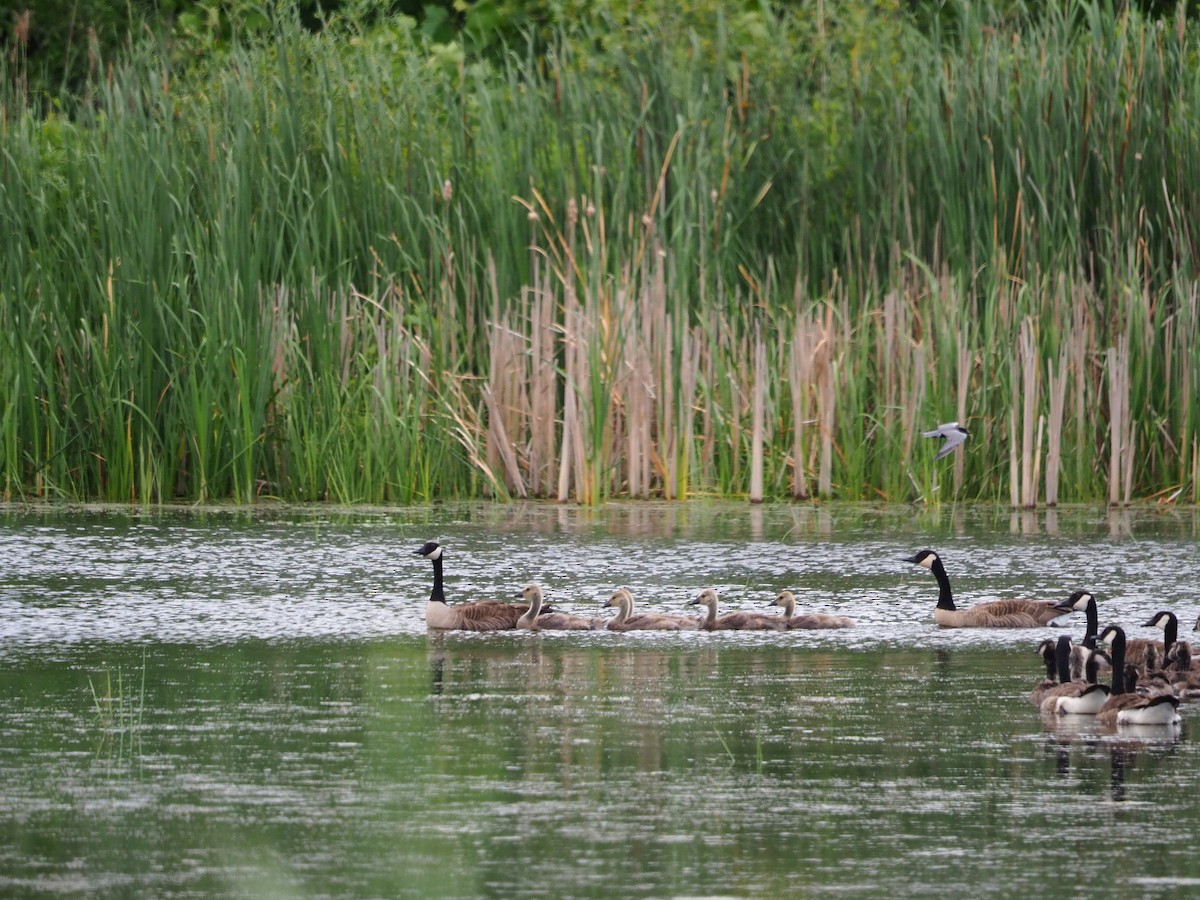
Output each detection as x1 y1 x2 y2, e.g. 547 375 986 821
4 3 1200 505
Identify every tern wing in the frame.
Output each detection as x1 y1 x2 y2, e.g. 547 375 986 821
922 421 959 438
933 428 969 460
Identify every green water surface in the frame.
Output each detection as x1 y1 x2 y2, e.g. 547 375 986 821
1 503 1198 897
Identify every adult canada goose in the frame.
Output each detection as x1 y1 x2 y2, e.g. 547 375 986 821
770 591 856 630
691 588 786 631
602 588 699 632
1115 693 1182 726
1054 677 1114 716
1093 625 1181 726
1145 610 1194 670
1039 644 1110 713
1051 590 1103 678
1093 614 1169 674
904 549 1066 628
1029 635 1071 707
515 584 603 631
413 540 535 631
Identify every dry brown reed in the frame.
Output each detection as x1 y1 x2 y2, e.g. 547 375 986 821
1045 349 1068 507
750 326 765 504
787 310 813 500
442 197 1193 507
954 329 970 493
1107 334 1132 507
1018 316 1039 509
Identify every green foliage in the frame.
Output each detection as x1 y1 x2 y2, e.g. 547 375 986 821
5 1 1200 504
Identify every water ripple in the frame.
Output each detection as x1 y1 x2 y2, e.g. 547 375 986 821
2 503 1199 653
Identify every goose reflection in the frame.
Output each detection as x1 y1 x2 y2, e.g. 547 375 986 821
1108 728 1183 802
1041 714 1181 801
428 633 448 696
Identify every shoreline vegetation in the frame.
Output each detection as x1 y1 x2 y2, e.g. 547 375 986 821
3 2 1200 507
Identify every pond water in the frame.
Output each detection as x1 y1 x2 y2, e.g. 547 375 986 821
2 501 1200 897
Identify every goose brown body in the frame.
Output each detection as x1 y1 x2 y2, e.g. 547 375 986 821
516 584 603 631
1146 610 1193 672
771 591 855 630
905 549 1067 628
603 588 699 632
1094 626 1181 726
1164 642 1200 695
691 589 786 631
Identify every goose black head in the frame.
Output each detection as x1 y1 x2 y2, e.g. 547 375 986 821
1054 590 1095 612
904 549 939 569
1144 610 1177 630
414 540 443 560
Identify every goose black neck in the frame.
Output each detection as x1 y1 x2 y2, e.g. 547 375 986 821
1084 650 1101 684
1164 616 1178 655
430 554 446 604
1083 600 1098 645
1041 650 1056 680
931 558 955 611
1054 637 1072 683
1108 633 1127 695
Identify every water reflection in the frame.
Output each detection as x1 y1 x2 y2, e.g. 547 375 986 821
1041 712 1183 801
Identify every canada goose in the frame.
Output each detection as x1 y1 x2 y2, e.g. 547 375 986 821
1165 640 1195 673
1029 635 1071 707
1059 640 1130 716
1093 626 1181 726
1165 640 1200 679
1145 610 1194 671
1146 610 1182 651
923 421 970 460
1051 589 1104 678
602 588 699 632
1067 607 1165 674
515 584 603 631
1039 643 1110 713
691 588 786 631
413 540 533 631
904 549 1066 628
770 591 856 629
1162 643 1200 698
1054 680 1113 716
1115 693 1182 726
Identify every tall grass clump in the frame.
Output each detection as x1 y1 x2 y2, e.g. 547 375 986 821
4 1 1200 506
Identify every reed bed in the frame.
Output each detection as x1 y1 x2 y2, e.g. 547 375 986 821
4 4 1200 505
